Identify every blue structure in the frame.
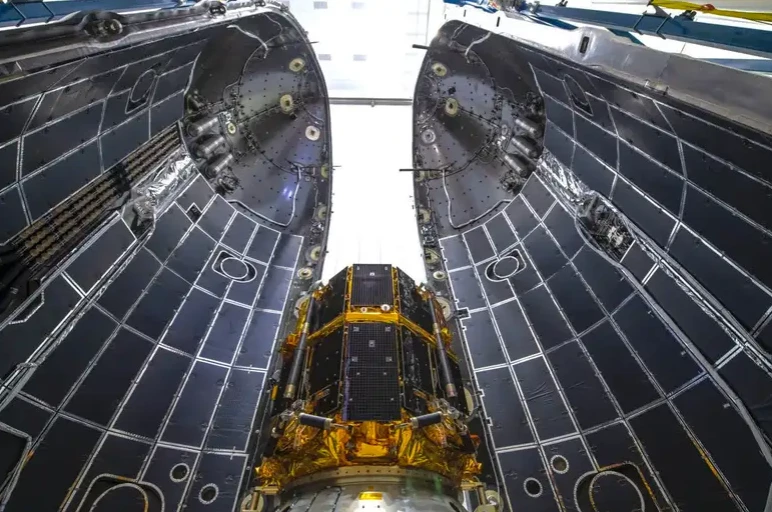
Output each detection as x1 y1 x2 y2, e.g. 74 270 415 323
517 3 772 59
0 0 196 28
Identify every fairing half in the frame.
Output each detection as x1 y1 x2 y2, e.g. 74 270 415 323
0 4 331 512
414 17 772 512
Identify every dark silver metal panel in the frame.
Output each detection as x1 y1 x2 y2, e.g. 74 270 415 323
414 19 772 512
0 5 331 512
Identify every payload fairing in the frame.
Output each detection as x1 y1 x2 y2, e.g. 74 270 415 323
0 2 771 512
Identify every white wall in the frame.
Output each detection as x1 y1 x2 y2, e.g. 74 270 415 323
322 104 427 283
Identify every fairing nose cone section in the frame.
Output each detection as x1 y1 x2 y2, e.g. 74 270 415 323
414 19 772 512
0 4 330 512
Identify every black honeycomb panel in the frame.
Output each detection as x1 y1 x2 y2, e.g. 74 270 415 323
645 269 735 363
161 287 219 355
476 367 533 447
21 104 102 176
206 369 264 451
439 235 471 269
183 453 247 512
347 323 398 368
520 285 572 350
521 176 555 219
449 267 486 310
611 178 676 247
143 447 200 512
401 327 433 397
674 379 772 512
547 264 604 335
543 94 573 136
308 327 344 395
589 76 672 132
498 448 557 511
115 347 191 438
682 144 772 232
126 268 189 340
317 267 348 329
344 366 401 422
463 310 505 369
464 226 495 263
0 276 80 380
145 205 192 262
614 295 701 393
0 141 17 190
65 328 153 425
98 248 161 319
571 143 614 197
544 120 575 168
522 225 568 280
612 108 682 173
101 111 151 171
491 299 539 361
237 310 282 368
575 112 617 169
151 93 184 136
548 341 617 430
397 268 433 334
543 205 583 259
660 103 772 187
154 63 193 101
581 321 659 413
167 227 216 283
200 302 250 364
618 142 683 216
0 96 37 146
719 352 772 439
162 360 227 447
23 306 117 407
504 196 539 239
669 226 771 330
66 221 135 293
619 242 654 281
514 356 575 440
630 404 738 511
683 184 772 293
485 212 517 254
3 417 101 512
572 247 632 311
351 264 394 306
22 140 101 221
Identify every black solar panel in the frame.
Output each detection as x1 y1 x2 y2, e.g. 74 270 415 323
351 264 394 306
344 367 401 421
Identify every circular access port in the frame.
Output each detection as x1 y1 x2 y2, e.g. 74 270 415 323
589 471 644 512
130 69 157 104
432 270 447 281
199 483 219 505
91 484 147 512
305 125 321 141
221 257 249 280
524 477 543 498
170 463 190 482
564 74 592 115
550 455 569 474
297 267 313 280
420 128 436 145
488 256 520 280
